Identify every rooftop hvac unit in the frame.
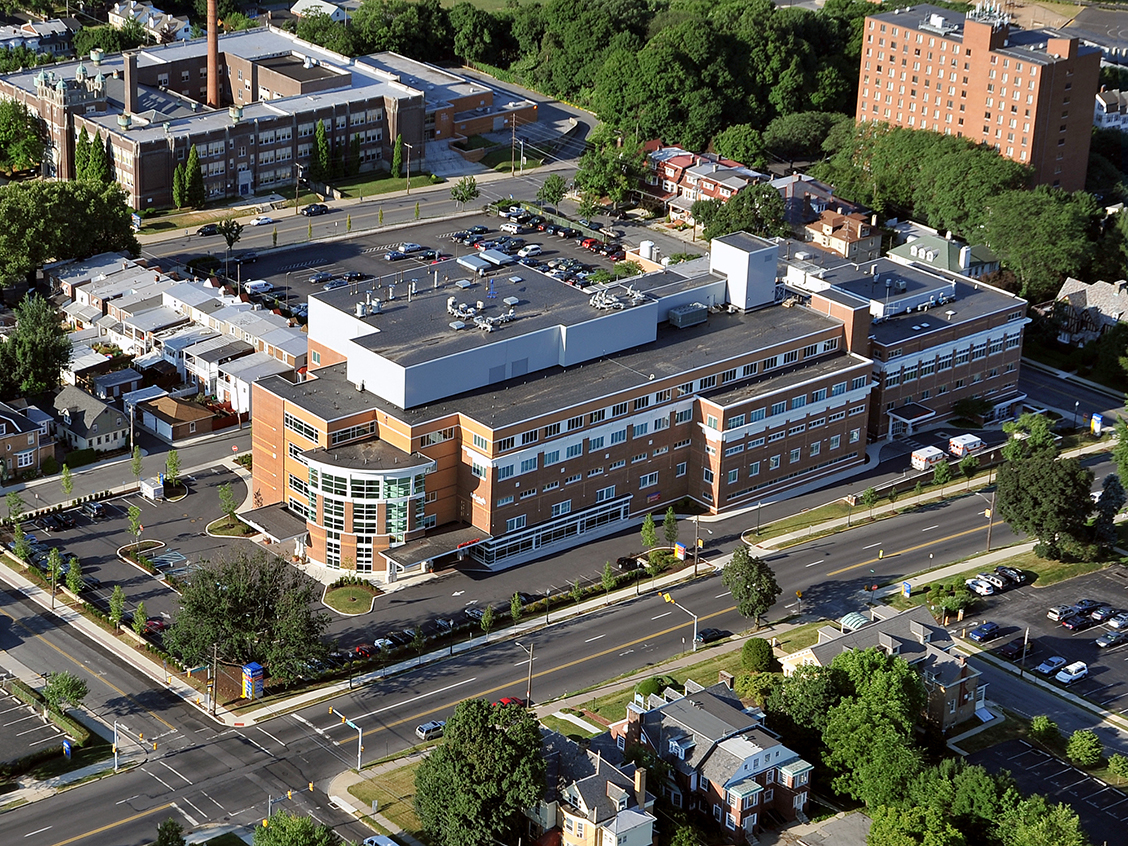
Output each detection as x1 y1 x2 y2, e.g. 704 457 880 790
449 321 466 330
669 302 708 329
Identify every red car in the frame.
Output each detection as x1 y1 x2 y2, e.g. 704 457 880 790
580 237 601 250
493 697 527 708
144 618 169 634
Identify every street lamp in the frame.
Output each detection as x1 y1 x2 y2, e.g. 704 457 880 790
1074 400 1080 431
516 641 534 705
403 142 413 194
660 591 699 651
293 163 304 216
973 489 996 552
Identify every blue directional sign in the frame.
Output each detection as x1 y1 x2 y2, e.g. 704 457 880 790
62 738 72 759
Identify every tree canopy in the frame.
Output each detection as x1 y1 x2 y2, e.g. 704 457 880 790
165 549 330 682
721 546 781 626
414 697 545 846
0 99 46 174
996 448 1094 560
0 294 72 399
252 812 335 846
701 182 788 240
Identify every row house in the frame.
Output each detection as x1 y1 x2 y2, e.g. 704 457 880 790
108 0 191 43
0 19 79 59
1094 88 1128 131
610 679 812 841
640 142 763 223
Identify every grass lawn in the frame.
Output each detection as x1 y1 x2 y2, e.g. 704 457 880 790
204 835 248 846
478 147 544 171
775 620 829 654
349 760 425 839
27 733 112 781
335 173 438 199
207 517 257 537
955 709 1030 754
539 714 600 740
1007 550 1114 587
323 585 378 614
460 134 495 150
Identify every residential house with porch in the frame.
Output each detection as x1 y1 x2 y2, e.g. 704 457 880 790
803 210 881 263
639 142 763 223
1052 277 1128 345
48 386 129 453
779 605 987 732
609 678 812 841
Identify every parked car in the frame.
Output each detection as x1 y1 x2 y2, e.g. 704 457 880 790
577 218 593 229
341 271 367 282
1108 612 1128 630
383 251 407 261
249 215 274 226
1074 599 1101 612
694 628 725 645
1090 605 1118 622
232 250 257 265
493 697 527 708
36 514 63 533
558 227 581 239
1097 630 1128 648
400 242 424 253
196 223 218 236
463 606 485 621
1055 661 1089 684
968 621 1001 643
995 565 1026 584
56 512 76 529
309 271 335 284
977 573 1006 591
997 637 1032 659
420 250 448 262
468 225 489 235
965 578 995 597
1061 614 1097 631
301 203 329 216
144 617 169 634
616 555 642 572
81 502 106 519
1035 656 1067 675
415 720 446 741
518 244 543 257
322 278 348 291
450 231 469 241
1047 604 1076 622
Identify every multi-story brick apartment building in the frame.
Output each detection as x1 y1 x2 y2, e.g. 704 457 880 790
0 28 537 209
609 678 813 841
250 234 876 579
856 3 1101 191
783 252 1028 441
639 142 763 221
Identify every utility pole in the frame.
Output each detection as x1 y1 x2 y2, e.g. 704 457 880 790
693 516 700 577
404 143 413 194
510 117 516 176
517 642 534 705
211 642 218 717
986 489 995 552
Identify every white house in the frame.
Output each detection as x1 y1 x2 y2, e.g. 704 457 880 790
1094 89 1128 131
108 0 191 43
289 0 349 23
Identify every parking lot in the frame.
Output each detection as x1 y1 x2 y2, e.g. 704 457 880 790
957 565 1128 713
0 685 63 764
968 738 1128 840
233 211 632 314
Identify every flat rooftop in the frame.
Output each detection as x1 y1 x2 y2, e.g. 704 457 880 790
257 53 341 83
260 303 843 431
303 440 432 472
317 263 707 367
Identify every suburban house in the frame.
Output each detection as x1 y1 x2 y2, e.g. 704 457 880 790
0 400 53 480
48 386 129 453
290 0 350 23
1052 277 1128 345
887 233 1000 280
0 18 79 59
640 142 763 223
803 210 881 262
91 367 143 401
107 0 191 42
609 678 813 840
1094 88 1128 131
779 605 987 732
769 174 838 227
527 731 656 846
138 395 215 441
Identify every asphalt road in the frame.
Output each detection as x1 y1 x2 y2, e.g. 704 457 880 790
1018 366 1125 423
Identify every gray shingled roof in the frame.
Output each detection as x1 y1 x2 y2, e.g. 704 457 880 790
1057 277 1128 324
50 386 115 438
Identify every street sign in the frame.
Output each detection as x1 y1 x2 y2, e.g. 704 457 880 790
674 542 686 561
62 738 72 759
1091 412 1103 437
902 581 911 598
232 445 239 453
796 590 802 598
344 719 359 731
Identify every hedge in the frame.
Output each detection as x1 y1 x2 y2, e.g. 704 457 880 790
6 678 90 744
64 448 97 468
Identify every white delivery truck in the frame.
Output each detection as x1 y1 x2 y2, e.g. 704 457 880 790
948 433 984 458
243 280 274 295
911 445 947 471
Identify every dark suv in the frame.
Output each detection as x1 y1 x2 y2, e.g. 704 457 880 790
80 502 106 519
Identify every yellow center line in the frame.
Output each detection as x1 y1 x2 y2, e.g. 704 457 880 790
0 601 177 732
826 519 1005 576
47 801 173 846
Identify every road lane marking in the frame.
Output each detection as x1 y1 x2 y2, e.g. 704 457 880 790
584 634 605 643
862 542 882 549
158 760 192 785
921 525 939 532
651 612 671 620
25 826 51 837
715 592 729 598
171 802 198 827
353 677 479 721
256 726 287 747
200 791 225 810
243 735 270 754
805 560 821 567
179 798 206 822
115 794 141 805
144 768 174 791
828 520 1008 577
47 801 175 846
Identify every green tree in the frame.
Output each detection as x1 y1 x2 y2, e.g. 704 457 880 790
711 124 765 168
1029 714 1059 745
43 670 88 712
1002 412 1059 461
663 506 679 546
830 647 927 734
721 546 781 627
218 481 238 526
391 133 403 178
184 145 205 208
154 818 185 846
1066 729 1102 767
868 804 967 846
414 201 420 219
1109 753 1128 785
109 584 125 626
824 702 922 807
1094 473 1127 548
903 758 1006 842
216 218 243 270
575 127 644 209
414 697 545 846
702 183 788 241
311 119 330 183
165 449 181 489
85 130 111 185
450 175 480 210
133 599 147 636
601 560 616 601
164 549 330 682
537 173 567 207
741 637 778 673
763 111 850 163
510 591 522 626
61 464 73 499
412 626 426 660
570 578 582 604
669 826 699 846
481 603 495 640
74 126 91 181
128 504 143 551
65 556 84 595
172 162 186 209
253 811 335 846
130 445 143 482
766 663 838 741
641 512 657 552
861 485 879 519
0 295 71 398
933 460 952 493
0 99 46 173
887 485 900 511
959 454 979 490
996 449 1094 559
995 793 1090 846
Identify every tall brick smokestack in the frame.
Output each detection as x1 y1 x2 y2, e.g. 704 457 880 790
206 0 219 108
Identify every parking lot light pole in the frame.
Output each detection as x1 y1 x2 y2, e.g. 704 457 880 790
660 591 698 651
516 641 534 705
404 143 413 194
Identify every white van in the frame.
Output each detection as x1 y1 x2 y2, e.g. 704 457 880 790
911 446 947 471
243 280 274 295
948 433 984 458
499 222 525 234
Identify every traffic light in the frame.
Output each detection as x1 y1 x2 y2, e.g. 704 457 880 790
287 790 292 799
661 592 673 603
328 706 334 714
